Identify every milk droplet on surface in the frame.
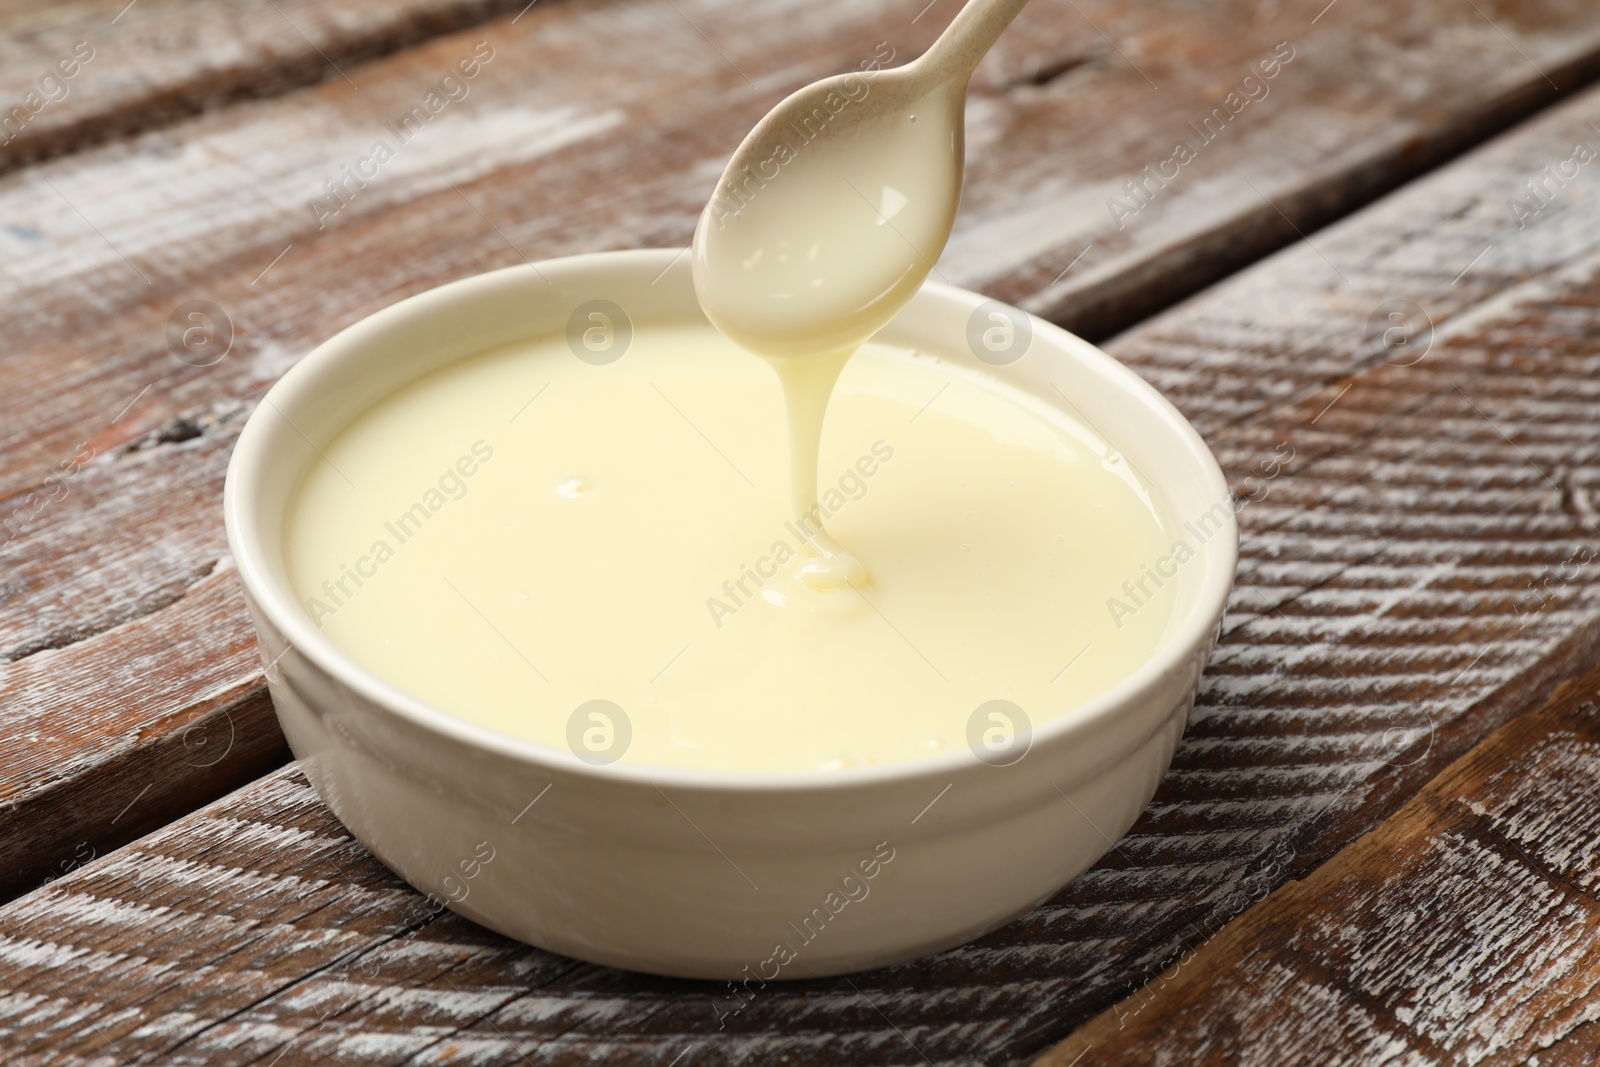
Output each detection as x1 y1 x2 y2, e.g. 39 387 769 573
556 477 592 499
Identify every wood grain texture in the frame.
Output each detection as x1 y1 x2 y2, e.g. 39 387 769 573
7 0 1600 904
1036 664 1600 1066
7 40 1600 1067
0 415 293 900
0 0 551 177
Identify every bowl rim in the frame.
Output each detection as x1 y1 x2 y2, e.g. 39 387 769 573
224 248 1237 794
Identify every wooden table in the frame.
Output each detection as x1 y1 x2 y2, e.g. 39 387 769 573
4 0 1600 1062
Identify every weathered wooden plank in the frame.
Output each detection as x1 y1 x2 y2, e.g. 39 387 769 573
6 49 1600 1067
0 414 295 900
0 0 546 177
7 0 1600 902
1035 663 1600 1066
0 438 291 903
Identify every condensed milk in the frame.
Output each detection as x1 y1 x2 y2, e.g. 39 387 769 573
284 324 1176 772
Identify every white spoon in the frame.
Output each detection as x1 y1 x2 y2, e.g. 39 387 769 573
693 0 1031 360
691 0 1032 587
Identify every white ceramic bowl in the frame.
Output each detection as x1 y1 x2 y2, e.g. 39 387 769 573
224 249 1236 980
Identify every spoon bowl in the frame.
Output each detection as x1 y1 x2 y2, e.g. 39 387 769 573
691 71 965 360
692 0 1032 361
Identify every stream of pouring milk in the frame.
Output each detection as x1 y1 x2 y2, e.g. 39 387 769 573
692 0 1032 595
693 79 966 594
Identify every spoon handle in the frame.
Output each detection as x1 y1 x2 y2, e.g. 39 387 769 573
917 0 1034 87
